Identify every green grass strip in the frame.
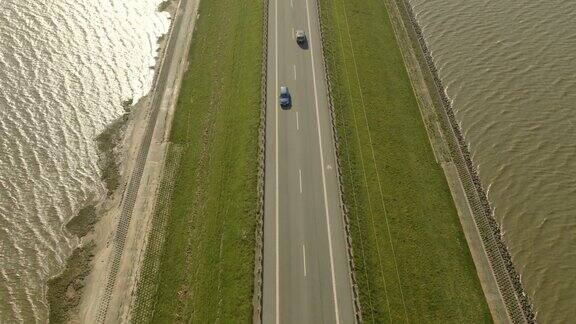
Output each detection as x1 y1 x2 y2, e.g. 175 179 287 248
132 0 262 322
319 0 491 322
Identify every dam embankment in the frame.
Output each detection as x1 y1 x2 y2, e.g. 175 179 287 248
391 0 541 321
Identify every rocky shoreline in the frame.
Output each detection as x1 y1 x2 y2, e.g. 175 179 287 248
397 0 535 321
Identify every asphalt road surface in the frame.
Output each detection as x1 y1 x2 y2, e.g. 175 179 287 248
262 0 356 322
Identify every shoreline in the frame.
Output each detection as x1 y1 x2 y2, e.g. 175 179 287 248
78 0 201 320
45 1 180 322
46 111 128 323
389 0 535 321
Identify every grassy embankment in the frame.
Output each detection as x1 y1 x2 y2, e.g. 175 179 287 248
319 0 491 322
132 0 262 322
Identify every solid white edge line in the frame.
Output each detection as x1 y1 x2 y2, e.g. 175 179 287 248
274 0 280 322
303 244 307 277
304 0 340 323
299 169 303 193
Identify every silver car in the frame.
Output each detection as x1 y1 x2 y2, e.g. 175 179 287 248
295 30 307 44
279 86 291 107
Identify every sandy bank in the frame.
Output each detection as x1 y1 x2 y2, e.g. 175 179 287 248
46 112 128 323
78 0 200 321
45 0 193 322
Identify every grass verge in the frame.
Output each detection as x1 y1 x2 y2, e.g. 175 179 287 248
131 0 262 322
318 0 491 322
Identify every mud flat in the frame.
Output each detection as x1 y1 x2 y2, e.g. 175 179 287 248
47 243 95 324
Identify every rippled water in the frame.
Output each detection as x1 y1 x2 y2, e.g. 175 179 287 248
407 0 576 322
0 0 169 322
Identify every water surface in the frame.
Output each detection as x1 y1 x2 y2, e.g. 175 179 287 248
0 0 169 322
407 0 576 321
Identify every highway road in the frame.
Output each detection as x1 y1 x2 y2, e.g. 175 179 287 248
262 0 356 322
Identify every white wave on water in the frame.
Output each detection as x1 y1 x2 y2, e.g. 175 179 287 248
0 0 170 322
408 0 576 322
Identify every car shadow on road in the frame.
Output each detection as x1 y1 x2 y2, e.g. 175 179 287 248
297 42 309 50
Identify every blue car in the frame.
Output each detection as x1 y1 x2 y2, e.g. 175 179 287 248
279 86 291 108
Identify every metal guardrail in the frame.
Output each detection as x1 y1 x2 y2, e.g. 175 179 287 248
252 0 268 322
314 0 363 322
